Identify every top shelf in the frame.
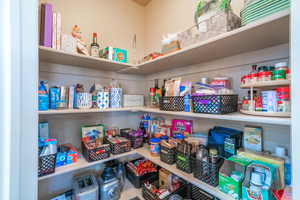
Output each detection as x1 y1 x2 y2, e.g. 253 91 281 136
123 10 290 74
39 46 131 71
39 10 289 75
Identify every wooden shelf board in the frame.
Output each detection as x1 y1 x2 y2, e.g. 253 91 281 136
39 46 131 71
240 110 291 117
38 150 138 181
241 80 290 88
135 147 234 200
122 10 290 75
39 107 291 125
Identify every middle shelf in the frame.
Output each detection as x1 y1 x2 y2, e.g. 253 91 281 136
39 107 291 126
39 146 234 200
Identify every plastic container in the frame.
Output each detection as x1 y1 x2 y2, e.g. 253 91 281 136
272 62 288 80
142 180 187 200
258 71 272 82
82 142 110 162
105 137 131 155
149 138 160 156
38 153 56 177
192 95 238 114
125 163 158 189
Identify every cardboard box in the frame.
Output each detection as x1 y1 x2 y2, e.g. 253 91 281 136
244 126 263 152
123 95 144 107
113 48 128 63
242 161 277 200
219 155 252 199
159 168 171 189
99 46 114 60
238 149 284 189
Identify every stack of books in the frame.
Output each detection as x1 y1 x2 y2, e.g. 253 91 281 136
241 0 290 26
40 3 62 50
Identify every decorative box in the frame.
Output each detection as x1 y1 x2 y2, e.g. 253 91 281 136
97 91 109 109
123 95 144 107
110 88 122 108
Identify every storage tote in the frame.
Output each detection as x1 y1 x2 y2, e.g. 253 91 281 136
160 96 184 111
38 153 56 177
82 142 110 162
192 94 238 114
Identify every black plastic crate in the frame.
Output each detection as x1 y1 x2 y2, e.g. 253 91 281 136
105 137 131 155
193 157 224 187
176 152 195 174
160 145 176 165
126 164 158 189
188 184 217 200
142 180 187 200
82 142 110 162
38 153 56 177
160 96 184 111
192 95 238 114
128 135 144 149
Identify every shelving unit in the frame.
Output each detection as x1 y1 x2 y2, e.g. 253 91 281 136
35 2 293 199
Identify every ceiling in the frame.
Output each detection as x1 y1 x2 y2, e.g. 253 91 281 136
132 0 152 6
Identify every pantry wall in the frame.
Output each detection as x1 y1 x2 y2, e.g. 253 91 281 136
38 0 292 199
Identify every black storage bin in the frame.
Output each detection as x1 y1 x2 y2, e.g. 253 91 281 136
82 142 110 162
128 135 144 149
176 152 195 174
38 153 56 177
160 145 176 165
160 96 184 111
105 137 131 155
126 164 158 189
193 157 224 187
188 184 218 200
142 180 187 200
192 95 238 114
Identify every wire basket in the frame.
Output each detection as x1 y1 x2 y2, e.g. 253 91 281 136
82 142 110 162
176 152 195 174
105 137 131 155
142 180 187 200
160 96 184 111
160 145 176 165
193 157 224 187
38 153 56 177
192 95 238 114
126 164 158 189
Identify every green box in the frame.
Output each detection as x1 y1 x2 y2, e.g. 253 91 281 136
219 155 252 199
242 160 278 200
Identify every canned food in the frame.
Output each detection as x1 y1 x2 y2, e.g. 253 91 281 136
262 91 277 112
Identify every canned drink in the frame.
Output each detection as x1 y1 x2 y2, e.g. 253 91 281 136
49 87 59 109
262 91 277 112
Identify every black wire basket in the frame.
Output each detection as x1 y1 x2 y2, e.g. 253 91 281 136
38 153 56 177
160 96 184 111
160 145 176 165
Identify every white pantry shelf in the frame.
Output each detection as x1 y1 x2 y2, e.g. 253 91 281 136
39 46 131 71
241 80 290 88
123 10 289 74
38 150 138 181
39 107 291 126
135 147 234 200
240 110 291 118
39 11 289 75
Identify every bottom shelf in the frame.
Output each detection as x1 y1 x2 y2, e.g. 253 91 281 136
135 147 234 200
121 179 143 200
240 109 291 117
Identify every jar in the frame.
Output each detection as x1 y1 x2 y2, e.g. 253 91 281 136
258 71 272 82
255 95 263 112
286 69 291 80
242 96 249 111
150 138 160 156
160 135 169 141
272 62 288 80
276 87 290 112
250 72 258 83
174 134 185 143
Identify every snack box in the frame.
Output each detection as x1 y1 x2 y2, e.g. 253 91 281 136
81 124 104 145
99 46 114 60
238 149 284 189
219 155 252 200
171 119 193 137
113 48 128 63
243 126 263 152
242 160 277 200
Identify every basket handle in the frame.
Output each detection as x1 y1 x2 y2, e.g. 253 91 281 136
196 99 211 104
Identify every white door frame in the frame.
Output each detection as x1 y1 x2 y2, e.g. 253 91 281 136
291 0 300 198
0 0 38 199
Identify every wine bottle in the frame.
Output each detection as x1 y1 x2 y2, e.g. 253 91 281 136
90 32 99 57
